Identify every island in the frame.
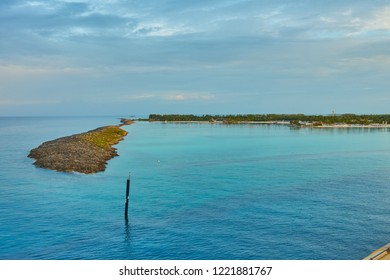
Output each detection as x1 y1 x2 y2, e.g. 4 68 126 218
28 119 133 174
144 114 390 127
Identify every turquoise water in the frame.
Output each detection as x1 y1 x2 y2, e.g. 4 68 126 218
0 117 389 259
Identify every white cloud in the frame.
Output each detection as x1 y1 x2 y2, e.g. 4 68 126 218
124 94 157 100
315 5 390 38
0 99 63 106
129 21 195 37
0 65 95 77
341 9 353 17
23 1 56 9
319 16 337 24
337 55 390 69
164 94 186 101
15 0 61 14
363 6 390 31
59 27 95 37
123 92 215 101
163 93 215 101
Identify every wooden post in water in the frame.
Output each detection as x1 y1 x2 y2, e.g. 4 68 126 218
124 173 130 220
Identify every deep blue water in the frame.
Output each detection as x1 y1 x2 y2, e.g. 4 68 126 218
0 117 389 260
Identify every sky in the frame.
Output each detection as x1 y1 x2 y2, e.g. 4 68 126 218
1 0 390 116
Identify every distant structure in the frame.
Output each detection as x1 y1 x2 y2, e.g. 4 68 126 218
125 174 131 220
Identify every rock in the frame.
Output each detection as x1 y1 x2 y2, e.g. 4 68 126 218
28 124 130 174
119 118 135 126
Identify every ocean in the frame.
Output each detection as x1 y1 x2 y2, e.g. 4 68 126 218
0 116 389 260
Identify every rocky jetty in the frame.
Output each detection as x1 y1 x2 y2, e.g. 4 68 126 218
28 122 132 174
119 118 135 126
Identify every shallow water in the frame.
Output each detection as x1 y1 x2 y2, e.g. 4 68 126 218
0 117 389 259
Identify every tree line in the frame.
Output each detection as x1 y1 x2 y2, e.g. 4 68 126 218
147 114 390 124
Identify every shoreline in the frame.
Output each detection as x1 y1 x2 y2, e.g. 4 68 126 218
149 120 390 128
28 119 133 174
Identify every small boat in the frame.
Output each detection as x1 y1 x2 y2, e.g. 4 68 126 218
364 243 390 260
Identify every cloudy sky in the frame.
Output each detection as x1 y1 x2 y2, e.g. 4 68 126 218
1 0 390 116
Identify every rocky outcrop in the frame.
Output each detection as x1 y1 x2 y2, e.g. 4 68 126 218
119 118 135 126
28 123 131 174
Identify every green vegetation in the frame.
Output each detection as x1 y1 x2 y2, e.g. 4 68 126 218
148 114 390 125
148 114 216 122
79 126 128 150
